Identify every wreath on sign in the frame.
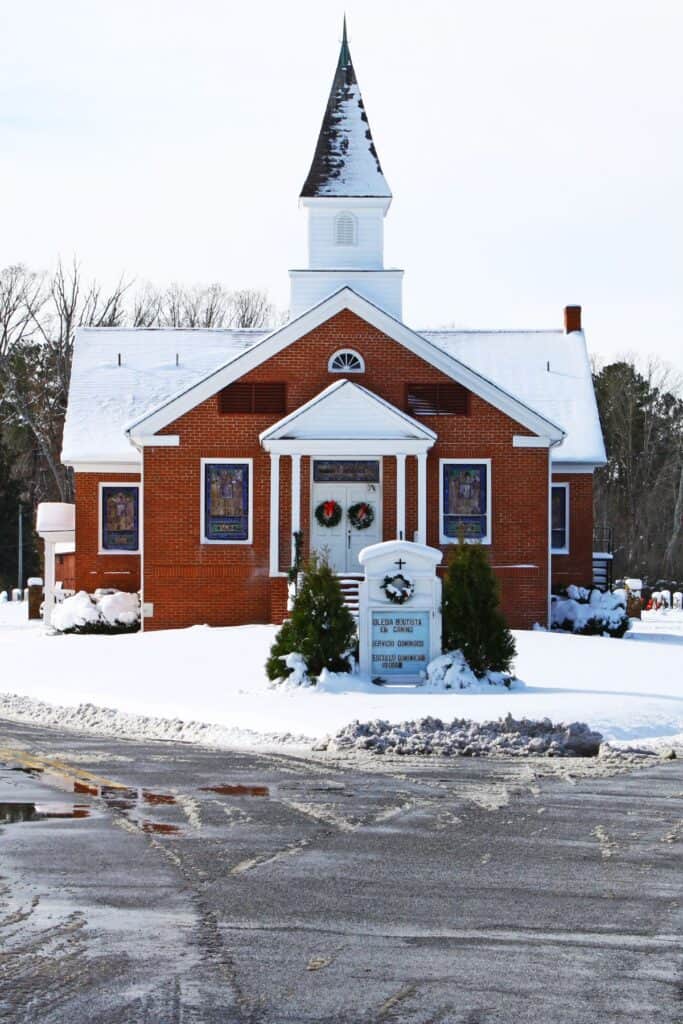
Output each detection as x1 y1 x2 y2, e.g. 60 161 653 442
348 502 375 530
381 572 415 605
314 499 342 528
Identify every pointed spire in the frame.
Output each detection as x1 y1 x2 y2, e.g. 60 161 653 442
339 14 350 68
300 19 391 199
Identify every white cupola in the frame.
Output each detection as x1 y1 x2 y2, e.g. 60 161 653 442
289 19 403 320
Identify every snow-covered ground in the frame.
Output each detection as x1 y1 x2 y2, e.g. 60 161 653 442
0 601 681 752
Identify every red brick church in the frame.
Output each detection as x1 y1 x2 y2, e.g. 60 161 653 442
61 23 606 632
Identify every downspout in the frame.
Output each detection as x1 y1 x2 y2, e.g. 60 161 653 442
547 437 564 628
126 431 145 633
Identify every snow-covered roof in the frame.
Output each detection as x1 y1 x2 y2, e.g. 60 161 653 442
420 329 606 465
124 288 565 447
61 327 270 465
300 19 391 199
62 309 604 468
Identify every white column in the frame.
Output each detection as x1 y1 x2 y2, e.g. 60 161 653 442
43 540 56 628
396 453 406 541
416 452 428 545
291 453 302 563
269 452 280 575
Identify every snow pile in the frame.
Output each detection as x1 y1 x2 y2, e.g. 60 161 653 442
424 650 514 692
276 652 311 689
316 714 603 757
98 591 140 626
0 693 309 750
551 588 629 637
52 590 140 632
52 591 101 632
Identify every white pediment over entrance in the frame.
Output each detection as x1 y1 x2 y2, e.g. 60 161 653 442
260 379 436 454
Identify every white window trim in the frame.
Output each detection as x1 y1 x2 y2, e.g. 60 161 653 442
551 481 570 554
98 481 141 555
200 458 253 546
439 458 492 546
334 211 357 246
327 349 365 374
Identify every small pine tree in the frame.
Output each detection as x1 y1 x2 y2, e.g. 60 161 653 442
441 530 516 677
266 553 357 682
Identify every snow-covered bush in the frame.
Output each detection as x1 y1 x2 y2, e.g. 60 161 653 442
0 591 7 603
52 590 140 634
266 554 356 684
98 591 140 626
551 587 629 638
424 650 514 691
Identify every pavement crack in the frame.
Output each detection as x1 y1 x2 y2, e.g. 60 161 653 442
592 824 618 859
376 983 418 1020
231 838 311 876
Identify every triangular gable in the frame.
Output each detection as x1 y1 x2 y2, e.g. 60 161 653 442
126 288 566 444
260 379 437 443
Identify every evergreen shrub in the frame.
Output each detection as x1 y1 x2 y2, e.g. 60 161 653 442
441 532 516 677
266 553 357 682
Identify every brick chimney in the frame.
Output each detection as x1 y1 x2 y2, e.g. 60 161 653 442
564 305 582 333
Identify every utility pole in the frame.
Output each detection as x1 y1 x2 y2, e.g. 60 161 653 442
17 503 23 595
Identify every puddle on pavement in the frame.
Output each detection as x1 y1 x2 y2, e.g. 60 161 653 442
201 784 270 797
0 801 91 824
2 764 181 836
142 790 176 805
141 820 182 835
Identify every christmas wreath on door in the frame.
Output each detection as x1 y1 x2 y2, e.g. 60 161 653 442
314 500 343 527
348 502 375 530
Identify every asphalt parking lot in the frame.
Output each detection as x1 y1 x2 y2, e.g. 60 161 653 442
1 718 681 1024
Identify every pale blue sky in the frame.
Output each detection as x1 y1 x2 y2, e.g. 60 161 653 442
1 0 681 373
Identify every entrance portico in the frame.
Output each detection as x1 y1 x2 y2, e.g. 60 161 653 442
260 379 436 575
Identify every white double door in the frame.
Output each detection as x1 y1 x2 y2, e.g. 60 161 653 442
310 480 382 573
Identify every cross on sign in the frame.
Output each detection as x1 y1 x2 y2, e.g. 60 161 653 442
394 557 406 571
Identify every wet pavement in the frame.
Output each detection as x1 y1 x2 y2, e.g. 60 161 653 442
0 718 681 1024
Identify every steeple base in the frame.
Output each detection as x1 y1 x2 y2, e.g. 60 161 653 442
289 269 403 320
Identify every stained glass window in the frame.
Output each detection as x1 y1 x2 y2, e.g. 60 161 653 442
204 462 251 542
441 462 489 542
101 485 139 552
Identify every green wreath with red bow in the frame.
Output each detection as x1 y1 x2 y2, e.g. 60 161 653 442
348 501 375 530
314 499 343 528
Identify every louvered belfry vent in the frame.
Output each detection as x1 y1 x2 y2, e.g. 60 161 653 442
219 382 286 415
405 383 470 416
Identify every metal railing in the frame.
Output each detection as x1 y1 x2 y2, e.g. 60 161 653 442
592 526 613 555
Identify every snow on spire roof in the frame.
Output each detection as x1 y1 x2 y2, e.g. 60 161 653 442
300 18 391 199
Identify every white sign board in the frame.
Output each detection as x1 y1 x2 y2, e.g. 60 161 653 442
371 609 431 678
358 540 443 683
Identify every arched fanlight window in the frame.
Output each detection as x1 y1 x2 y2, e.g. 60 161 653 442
328 349 365 373
335 212 357 246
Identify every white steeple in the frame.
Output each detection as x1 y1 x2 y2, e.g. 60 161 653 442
289 20 403 319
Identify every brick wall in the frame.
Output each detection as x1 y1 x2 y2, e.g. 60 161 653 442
551 472 594 589
74 472 141 593
139 309 551 630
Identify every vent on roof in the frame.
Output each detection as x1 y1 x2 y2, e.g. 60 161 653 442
219 382 286 415
405 383 470 417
